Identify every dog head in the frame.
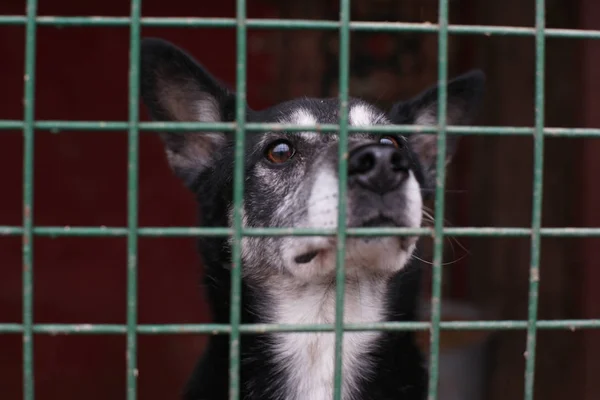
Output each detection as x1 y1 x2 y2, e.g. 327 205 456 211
140 38 485 285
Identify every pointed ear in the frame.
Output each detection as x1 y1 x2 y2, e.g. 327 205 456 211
140 38 236 188
388 70 485 185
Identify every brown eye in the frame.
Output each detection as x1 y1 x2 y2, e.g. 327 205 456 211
266 140 295 164
379 136 402 148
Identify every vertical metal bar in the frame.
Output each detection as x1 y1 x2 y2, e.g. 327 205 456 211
126 0 142 398
427 0 450 398
333 0 351 399
22 0 38 399
524 0 546 398
230 0 247 398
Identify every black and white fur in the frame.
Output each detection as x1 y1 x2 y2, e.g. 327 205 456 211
139 38 485 400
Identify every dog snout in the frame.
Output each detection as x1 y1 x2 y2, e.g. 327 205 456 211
348 144 410 194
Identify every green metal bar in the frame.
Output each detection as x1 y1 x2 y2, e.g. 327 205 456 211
136 319 600 332
2 319 600 335
3 120 600 138
0 324 24 333
21 1 38 399
427 0 450 398
229 0 247 398
0 3 595 399
333 0 351 399
524 1 546 398
3 226 600 238
126 0 142 398
1 15 600 39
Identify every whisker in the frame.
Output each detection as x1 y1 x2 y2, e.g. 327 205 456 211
448 236 471 256
411 252 468 267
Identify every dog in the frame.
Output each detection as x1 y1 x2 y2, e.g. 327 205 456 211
139 37 485 400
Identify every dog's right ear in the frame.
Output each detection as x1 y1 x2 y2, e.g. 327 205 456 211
140 38 236 187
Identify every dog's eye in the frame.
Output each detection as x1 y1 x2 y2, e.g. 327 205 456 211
379 136 402 148
266 140 295 164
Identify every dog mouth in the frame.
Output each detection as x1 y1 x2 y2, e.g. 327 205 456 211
293 216 410 265
358 215 415 251
360 215 398 228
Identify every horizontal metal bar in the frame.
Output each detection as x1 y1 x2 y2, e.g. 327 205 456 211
1 226 600 237
0 16 599 39
1 120 600 137
0 320 598 335
0 324 24 333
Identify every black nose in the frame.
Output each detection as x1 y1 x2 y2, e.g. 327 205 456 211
348 144 410 194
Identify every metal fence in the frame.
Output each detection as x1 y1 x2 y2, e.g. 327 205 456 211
1 0 600 399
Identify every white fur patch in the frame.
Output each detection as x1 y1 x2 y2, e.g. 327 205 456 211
280 169 339 281
403 171 423 229
290 108 319 143
269 278 386 400
307 169 339 229
291 108 317 126
349 104 384 127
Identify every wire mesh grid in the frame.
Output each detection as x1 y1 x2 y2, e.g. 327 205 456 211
1 0 600 399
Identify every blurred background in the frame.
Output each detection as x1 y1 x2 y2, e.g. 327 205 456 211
1 0 599 399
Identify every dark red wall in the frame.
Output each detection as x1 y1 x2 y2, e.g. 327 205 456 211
0 0 279 398
581 0 600 397
2 0 598 399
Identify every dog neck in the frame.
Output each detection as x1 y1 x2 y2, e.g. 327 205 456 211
187 243 426 400
262 272 391 400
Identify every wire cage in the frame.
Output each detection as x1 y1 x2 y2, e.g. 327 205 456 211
1 0 600 399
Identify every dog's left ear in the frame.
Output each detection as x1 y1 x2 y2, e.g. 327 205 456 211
388 70 485 186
